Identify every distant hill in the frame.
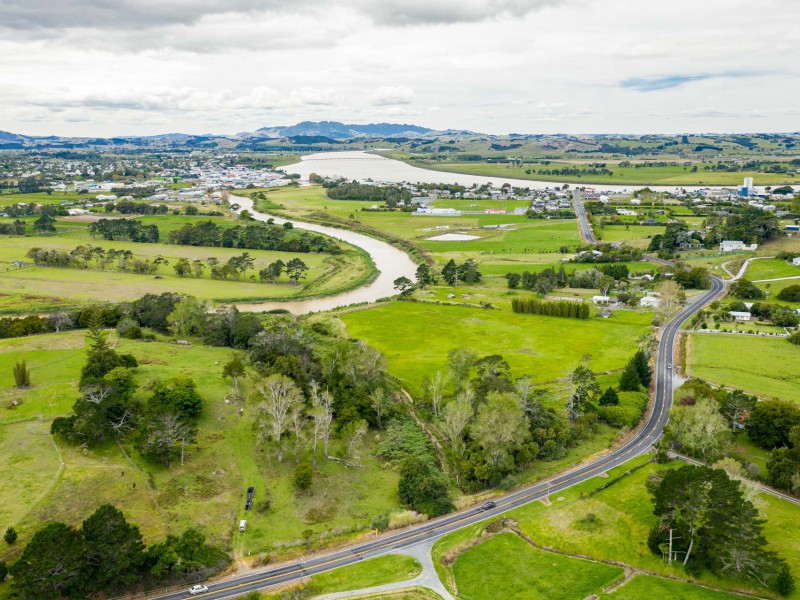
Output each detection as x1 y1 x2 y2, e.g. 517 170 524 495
253 121 437 140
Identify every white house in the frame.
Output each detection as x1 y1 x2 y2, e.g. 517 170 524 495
640 296 662 308
592 295 611 305
616 209 637 216
793 257 800 266
631 198 642 205
67 208 90 216
719 240 758 252
598 195 610 204
729 311 752 321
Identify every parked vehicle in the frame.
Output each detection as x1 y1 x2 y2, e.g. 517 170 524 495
245 499 252 511
238 519 247 532
246 486 255 499
189 584 209 595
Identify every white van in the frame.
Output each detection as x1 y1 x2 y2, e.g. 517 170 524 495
238 519 247 532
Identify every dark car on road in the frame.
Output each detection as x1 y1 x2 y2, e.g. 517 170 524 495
480 501 496 511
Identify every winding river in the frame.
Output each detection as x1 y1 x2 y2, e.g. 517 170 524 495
280 150 731 193
229 194 417 314
230 150 750 314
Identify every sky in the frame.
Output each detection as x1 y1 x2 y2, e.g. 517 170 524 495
1 0 799 137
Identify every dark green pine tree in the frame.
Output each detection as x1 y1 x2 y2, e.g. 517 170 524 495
633 350 652 387
619 359 642 391
82 504 146 592
441 259 458 286
599 386 620 406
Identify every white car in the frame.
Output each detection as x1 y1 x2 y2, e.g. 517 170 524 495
189 584 209 595
667 364 672 369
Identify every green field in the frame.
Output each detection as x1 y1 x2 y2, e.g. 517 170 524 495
0 213 375 312
304 554 421 595
607 575 746 599
0 332 403 562
746 258 800 281
597 224 665 248
341 301 652 395
249 186 582 260
434 457 800 599
402 159 800 186
453 532 624 600
688 334 800 402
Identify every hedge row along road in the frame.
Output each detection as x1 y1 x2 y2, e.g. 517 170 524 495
229 193 417 314
150 194 727 600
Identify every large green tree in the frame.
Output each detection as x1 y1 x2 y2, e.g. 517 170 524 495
10 522 84 599
82 504 146 592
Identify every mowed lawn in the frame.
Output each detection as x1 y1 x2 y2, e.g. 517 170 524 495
688 334 800 402
453 532 624 600
745 258 800 281
341 302 651 394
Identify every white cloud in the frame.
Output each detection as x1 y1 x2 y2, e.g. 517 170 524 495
369 86 415 106
1 0 798 136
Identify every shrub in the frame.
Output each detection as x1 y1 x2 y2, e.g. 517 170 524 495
510 298 590 319
12 361 30 388
292 463 313 494
777 284 800 302
3 527 17 545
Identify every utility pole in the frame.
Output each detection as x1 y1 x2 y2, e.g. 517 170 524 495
668 528 673 565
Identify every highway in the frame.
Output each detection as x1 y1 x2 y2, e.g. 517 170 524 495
156 192 726 600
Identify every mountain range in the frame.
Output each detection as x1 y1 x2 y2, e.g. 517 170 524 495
0 121 471 150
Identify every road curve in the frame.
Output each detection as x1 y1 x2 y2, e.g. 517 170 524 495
154 195 726 600
227 194 417 314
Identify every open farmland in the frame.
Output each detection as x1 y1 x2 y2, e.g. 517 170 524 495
688 333 800 402
340 301 651 395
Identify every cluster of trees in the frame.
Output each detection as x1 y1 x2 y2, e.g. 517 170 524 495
505 266 567 294
647 465 794 595
441 259 481 286
50 314 205 469
511 298 590 319
23 245 310 285
674 267 711 290
324 180 412 208
729 279 765 300
532 166 614 177
648 222 702 253
88 218 159 242
168 220 339 254
414 350 626 492
104 200 170 215
726 301 800 327
0 220 25 235
777 284 800 302
572 244 643 264
7 503 226 599
594 350 651 427
706 209 780 246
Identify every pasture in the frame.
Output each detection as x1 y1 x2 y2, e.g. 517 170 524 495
452 532 624 600
340 301 652 395
0 332 403 563
688 333 800 402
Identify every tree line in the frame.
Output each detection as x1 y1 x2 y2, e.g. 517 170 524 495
511 298 590 319
24 246 309 284
168 220 340 254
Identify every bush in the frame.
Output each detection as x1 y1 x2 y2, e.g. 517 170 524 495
777 284 800 302
292 463 313 494
3 527 17 545
598 391 647 427
116 318 143 340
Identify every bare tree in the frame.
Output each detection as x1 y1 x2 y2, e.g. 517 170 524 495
253 375 303 462
309 381 334 459
369 388 392 429
342 420 368 467
441 394 474 455
49 312 72 333
289 403 307 463
657 280 680 312
426 371 448 418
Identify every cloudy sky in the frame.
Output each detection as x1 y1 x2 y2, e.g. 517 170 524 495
2 0 798 136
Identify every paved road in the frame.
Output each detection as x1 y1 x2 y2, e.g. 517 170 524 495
154 193 725 600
